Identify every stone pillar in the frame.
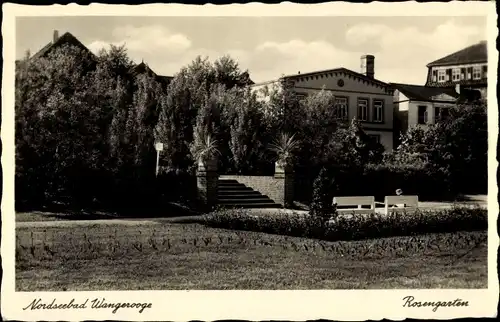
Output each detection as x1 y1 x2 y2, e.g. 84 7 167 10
196 159 219 209
274 162 294 208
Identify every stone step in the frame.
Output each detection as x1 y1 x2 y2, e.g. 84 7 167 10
217 186 254 192
217 192 266 198
218 182 248 187
218 179 239 184
218 198 275 204
219 203 283 209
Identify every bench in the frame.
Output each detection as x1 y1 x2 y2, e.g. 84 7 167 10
384 195 419 214
332 196 376 214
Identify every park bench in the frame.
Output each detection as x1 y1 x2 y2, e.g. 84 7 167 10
332 196 376 214
384 195 419 215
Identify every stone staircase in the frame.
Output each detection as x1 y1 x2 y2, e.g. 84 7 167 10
217 179 282 209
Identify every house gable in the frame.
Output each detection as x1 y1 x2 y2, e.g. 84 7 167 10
31 32 95 61
429 93 457 102
287 68 392 95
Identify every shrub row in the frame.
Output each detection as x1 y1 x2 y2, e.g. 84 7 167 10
294 163 455 203
202 206 487 242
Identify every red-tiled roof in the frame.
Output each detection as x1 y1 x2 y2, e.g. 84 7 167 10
390 83 460 101
427 41 487 67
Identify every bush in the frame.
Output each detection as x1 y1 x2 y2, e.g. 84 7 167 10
361 163 454 201
157 167 197 203
202 205 486 242
309 168 336 221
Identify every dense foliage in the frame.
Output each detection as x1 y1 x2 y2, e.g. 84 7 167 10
15 40 487 212
203 206 487 242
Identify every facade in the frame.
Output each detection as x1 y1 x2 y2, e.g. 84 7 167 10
391 84 461 146
425 41 487 99
390 41 487 147
251 55 395 151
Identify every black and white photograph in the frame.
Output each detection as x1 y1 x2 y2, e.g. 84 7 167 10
2 2 498 321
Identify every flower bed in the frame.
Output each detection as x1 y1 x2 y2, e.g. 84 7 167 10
202 206 487 241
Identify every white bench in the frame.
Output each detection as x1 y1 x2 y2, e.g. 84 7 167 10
384 195 419 214
332 196 375 214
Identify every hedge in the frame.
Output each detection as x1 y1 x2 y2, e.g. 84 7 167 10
202 205 486 242
294 163 455 203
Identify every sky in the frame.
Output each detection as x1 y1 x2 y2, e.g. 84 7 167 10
16 16 487 85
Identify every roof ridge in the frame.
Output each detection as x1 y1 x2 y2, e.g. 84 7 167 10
427 41 487 67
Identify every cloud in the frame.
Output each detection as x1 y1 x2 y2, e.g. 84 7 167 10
87 24 192 64
247 40 360 81
85 19 485 85
345 20 484 75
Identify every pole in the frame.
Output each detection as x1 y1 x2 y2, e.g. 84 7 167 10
155 149 160 177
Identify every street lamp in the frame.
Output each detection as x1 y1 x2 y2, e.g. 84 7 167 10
154 142 164 177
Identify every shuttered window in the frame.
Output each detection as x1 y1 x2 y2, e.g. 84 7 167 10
446 69 452 81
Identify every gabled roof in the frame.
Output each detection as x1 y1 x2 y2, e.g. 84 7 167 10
283 67 391 89
390 83 460 102
132 62 173 87
427 41 487 67
31 32 96 61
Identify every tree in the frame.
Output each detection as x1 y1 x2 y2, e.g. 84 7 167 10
155 55 247 171
389 101 487 194
226 88 264 173
15 44 103 206
309 167 335 222
213 55 252 89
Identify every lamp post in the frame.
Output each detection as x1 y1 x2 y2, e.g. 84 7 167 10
154 142 164 177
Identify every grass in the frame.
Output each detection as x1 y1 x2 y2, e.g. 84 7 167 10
15 220 487 291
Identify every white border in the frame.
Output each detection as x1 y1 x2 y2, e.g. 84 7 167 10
2 2 499 321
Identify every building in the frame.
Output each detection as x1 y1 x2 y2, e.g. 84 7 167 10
251 55 395 151
17 30 173 87
391 84 458 146
425 41 487 99
390 41 487 146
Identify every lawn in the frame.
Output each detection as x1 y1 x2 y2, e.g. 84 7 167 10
15 218 487 290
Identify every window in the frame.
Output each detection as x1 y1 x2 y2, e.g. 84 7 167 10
418 105 428 125
440 107 450 120
334 97 348 120
473 66 481 79
482 65 487 79
372 100 384 123
432 70 437 82
357 99 369 121
438 70 446 82
460 68 466 80
452 68 460 81
295 93 307 101
368 134 381 144
467 67 473 79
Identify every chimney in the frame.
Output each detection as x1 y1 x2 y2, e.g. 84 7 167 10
360 54 375 79
53 30 59 43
